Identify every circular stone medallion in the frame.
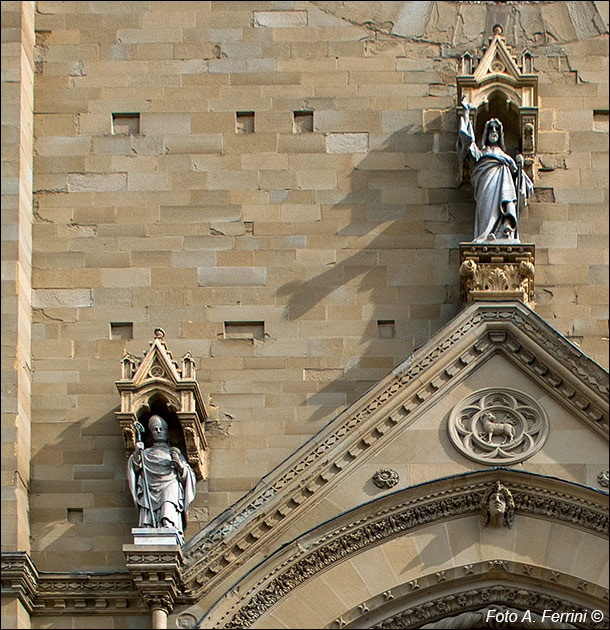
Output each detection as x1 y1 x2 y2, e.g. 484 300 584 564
372 468 399 489
448 388 549 465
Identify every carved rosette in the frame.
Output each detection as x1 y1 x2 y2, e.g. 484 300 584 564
372 468 399 489
448 388 549 465
115 328 209 480
459 243 535 303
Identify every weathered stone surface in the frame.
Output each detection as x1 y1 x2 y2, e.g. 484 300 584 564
253 11 308 28
32 289 93 308
2 1 608 627
325 132 369 154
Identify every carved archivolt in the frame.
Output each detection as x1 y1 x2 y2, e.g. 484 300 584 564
365 582 604 629
336 560 608 629
208 474 608 628
448 388 549 465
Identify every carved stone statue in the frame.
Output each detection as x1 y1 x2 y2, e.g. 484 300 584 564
127 415 197 538
481 482 515 528
457 96 533 242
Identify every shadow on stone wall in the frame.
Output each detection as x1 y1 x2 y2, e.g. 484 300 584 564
276 120 474 424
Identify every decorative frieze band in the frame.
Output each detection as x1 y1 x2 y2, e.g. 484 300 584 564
0 553 145 616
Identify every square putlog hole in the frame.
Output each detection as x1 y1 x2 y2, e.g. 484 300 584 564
377 320 395 339
293 110 313 133
236 111 255 134
110 322 133 340
112 112 140 135
67 508 84 523
224 321 265 340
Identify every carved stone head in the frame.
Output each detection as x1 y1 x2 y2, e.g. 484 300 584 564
481 482 515 528
481 118 507 152
149 415 169 444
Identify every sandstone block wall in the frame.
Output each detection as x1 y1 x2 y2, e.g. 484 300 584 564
1 1 35 559
1 1 606 573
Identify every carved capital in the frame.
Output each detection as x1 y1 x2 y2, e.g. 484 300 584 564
460 243 535 304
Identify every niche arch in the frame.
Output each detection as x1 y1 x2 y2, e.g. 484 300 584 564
457 25 538 177
115 328 209 480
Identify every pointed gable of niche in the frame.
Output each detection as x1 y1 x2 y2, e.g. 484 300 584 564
457 24 539 176
472 26 523 84
115 328 209 480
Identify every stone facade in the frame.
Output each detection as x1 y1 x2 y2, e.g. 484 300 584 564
1 2 608 629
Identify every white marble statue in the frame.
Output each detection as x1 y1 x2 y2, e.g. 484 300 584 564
457 96 533 242
127 415 196 537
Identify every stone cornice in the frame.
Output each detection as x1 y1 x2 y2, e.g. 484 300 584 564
181 302 608 599
33 572 146 615
1 551 38 614
206 470 608 628
0 552 146 616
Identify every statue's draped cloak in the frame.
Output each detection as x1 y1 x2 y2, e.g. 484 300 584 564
128 444 196 532
457 114 532 242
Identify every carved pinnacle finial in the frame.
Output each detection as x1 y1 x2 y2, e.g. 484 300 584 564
154 327 165 339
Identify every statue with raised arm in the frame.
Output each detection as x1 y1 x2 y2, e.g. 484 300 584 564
127 415 196 538
457 96 533 242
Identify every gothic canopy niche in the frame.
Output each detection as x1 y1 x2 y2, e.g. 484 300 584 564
457 25 538 177
115 328 209 480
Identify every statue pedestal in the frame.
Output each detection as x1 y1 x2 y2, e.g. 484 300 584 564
131 527 183 546
123 529 184 628
459 243 535 304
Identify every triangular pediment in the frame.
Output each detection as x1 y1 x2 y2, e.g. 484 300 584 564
129 331 182 387
473 29 523 84
181 301 608 605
